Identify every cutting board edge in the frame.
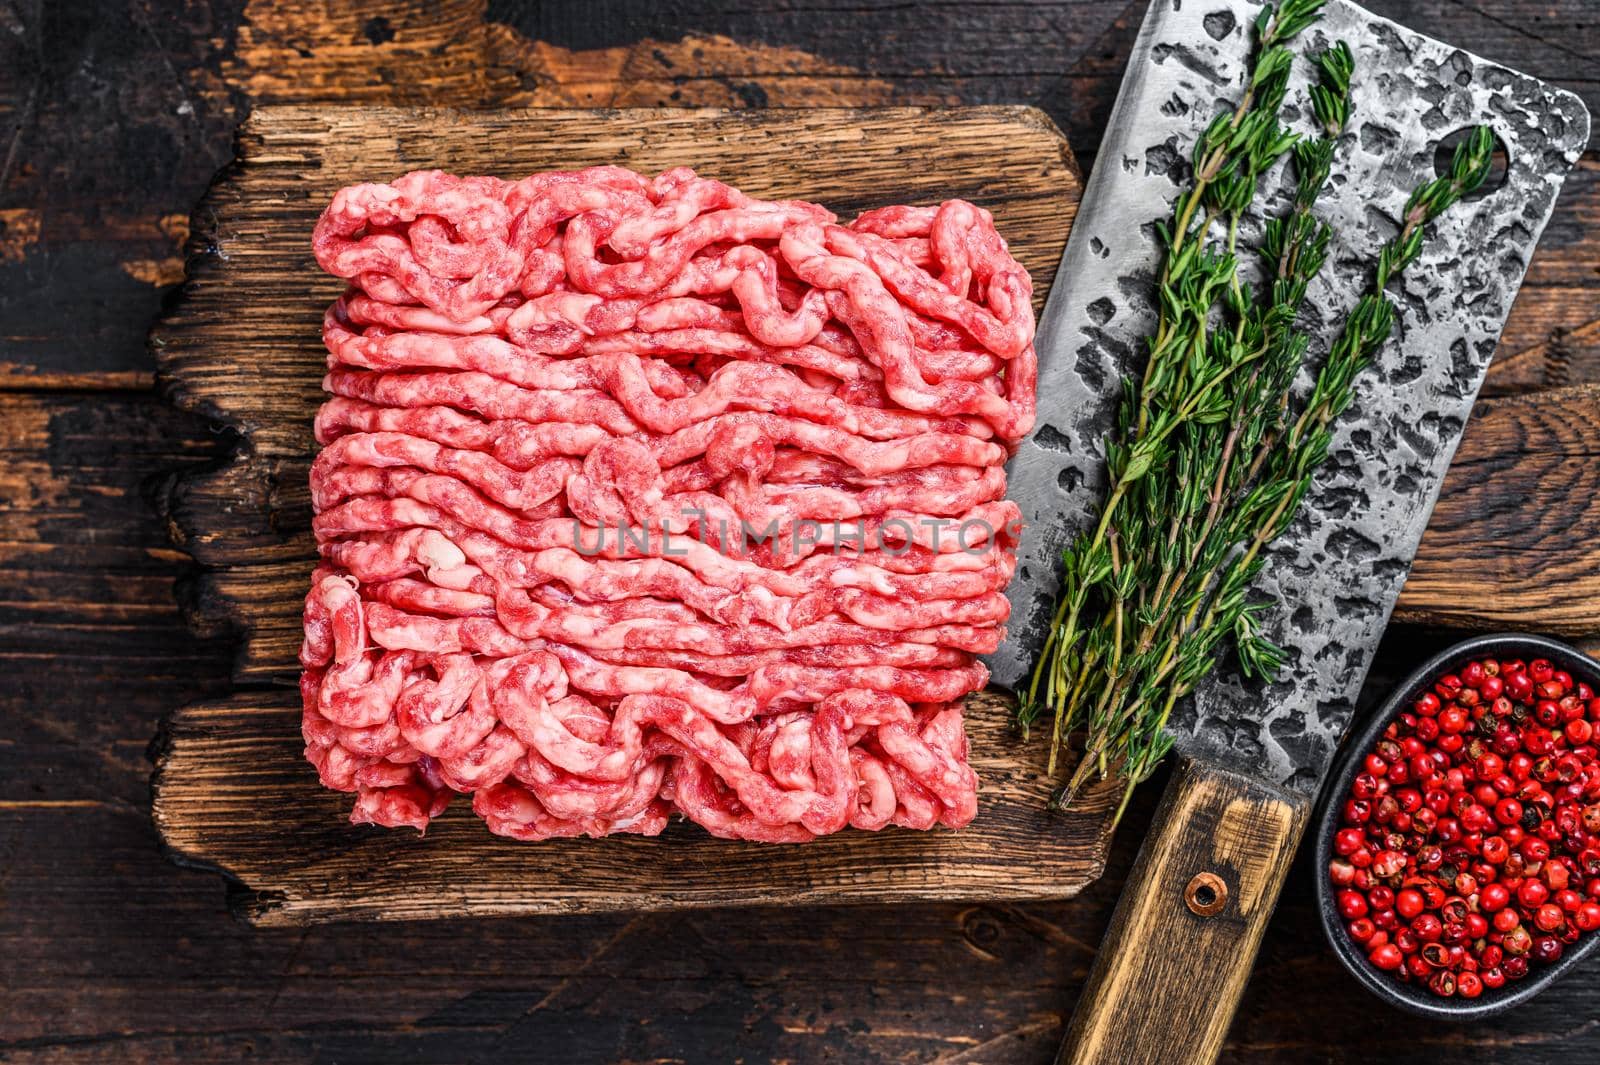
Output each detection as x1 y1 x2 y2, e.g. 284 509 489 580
149 690 1120 927
145 104 1107 921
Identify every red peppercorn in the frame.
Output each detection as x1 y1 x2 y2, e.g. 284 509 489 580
1457 970 1483 998
1369 943 1404 971
1576 902 1600 933
1495 797 1523 826
1419 941 1450 968
1338 890 1369 919
1533 935 1564 964
1479 882 1511 912
1412 913 1443 942
1373 849 1407 879
1482 966 1506 989
1535 903 1566 932
1519 879 1550 909
1460 804 1493 833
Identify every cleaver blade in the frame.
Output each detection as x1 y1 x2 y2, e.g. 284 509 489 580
993 0 1589 792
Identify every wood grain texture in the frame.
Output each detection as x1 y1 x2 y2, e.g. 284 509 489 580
1400 384 1600 633
153 690 1112 925
148 103 1116 922
1058 759 1310 1065
9 1 1600 1061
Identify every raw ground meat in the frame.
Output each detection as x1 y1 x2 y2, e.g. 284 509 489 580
300 165 1036 842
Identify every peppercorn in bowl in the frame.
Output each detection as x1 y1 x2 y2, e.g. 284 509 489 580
1315 633 1600 1019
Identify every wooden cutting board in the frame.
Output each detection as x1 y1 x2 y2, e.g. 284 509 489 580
150 105 1119 925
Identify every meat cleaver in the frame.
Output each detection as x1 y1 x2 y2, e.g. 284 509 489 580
984 0 1590 1061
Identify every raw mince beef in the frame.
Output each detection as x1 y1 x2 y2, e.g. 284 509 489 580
300 165 1037 842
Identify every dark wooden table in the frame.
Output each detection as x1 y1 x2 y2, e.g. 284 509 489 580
3 2 1597 1061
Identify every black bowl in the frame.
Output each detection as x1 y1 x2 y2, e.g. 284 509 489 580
1314 632 1600 1020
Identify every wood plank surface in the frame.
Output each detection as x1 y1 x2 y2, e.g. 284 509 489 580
148 103 1120 920
7 0 1600 1062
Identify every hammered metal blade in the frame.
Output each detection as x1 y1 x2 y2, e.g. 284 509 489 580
988 0 1589 793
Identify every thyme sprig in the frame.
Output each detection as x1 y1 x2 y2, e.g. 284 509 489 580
1020 0 1495 821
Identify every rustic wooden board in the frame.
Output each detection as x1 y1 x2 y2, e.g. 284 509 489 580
153 690 1112 924
149 104 1113 924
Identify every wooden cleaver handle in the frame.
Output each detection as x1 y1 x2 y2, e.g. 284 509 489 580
1056 756 1312 1065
